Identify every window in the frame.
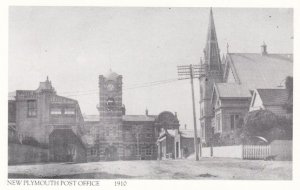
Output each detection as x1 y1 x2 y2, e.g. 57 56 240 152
50 108 62 115
90 148 97 156
230 115 235 130
27 100 37 117
105 129 110 136
146 147 152 156
216 114 221 132
113 127 117 136
64 108 75 115
201 125 205 138
230 114 240 130
132 145 137 155
235 115 240 128
146 134 152 138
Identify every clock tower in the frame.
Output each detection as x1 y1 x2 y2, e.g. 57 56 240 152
98 70 123 160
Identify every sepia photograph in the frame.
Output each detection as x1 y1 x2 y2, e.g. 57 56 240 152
7 5 294 181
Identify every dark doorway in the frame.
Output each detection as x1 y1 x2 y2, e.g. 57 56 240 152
105 145 118 161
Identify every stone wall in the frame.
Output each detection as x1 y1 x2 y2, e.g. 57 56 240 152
8 143 49 165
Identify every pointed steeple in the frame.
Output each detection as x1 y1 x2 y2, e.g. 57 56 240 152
203 8 221 70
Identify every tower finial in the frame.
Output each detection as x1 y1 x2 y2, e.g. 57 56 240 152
226 43 229 53
204 7 221 69
145 108 148 116
261 41 268 55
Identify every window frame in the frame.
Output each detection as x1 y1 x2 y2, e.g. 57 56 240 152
64 108 76 115
27 100 37 117
50 108 62 115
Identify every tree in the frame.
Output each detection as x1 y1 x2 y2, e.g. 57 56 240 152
242 109 292 143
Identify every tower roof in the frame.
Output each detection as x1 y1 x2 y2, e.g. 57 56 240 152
203 8 221 69
36 76 55 93
105 69 120 80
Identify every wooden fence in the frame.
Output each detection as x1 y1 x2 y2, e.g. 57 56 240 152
242 145 270 160
200 140 292 160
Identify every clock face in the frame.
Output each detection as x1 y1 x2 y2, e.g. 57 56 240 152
106 83 115 91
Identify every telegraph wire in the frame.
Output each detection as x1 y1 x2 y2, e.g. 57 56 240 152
63 78 186 97
60 78 180 95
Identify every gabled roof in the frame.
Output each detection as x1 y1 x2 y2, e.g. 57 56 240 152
122 115 157 122
227 53 293 90
83 114 157 122
180 130 196 138
83 115 99 122
51 95 78 104
214 83 251 99
256 89 288 106
8 91 16 100
167 129 176 137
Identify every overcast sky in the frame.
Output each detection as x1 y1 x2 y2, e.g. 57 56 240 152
9 7 293 130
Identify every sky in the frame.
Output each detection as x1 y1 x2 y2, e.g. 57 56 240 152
9 7 293 130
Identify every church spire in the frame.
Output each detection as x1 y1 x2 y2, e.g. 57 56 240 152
203 8 221 70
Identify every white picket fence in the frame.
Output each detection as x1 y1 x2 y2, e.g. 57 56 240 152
242 145 270 160
200 140 292 160
201 145 270 160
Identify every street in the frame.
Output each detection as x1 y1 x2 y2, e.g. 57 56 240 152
8 158 292 180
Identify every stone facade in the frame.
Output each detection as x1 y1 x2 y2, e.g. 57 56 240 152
83 71 180 161
199 8 223 145
9 77 86 163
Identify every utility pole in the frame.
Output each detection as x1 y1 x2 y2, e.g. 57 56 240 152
177 64 202 161
137 133 139 159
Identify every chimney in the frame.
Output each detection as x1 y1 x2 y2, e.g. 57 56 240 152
145 108 148 116
261 42 268 55
122 104 126 115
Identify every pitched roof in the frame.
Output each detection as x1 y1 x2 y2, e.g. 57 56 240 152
83 114 157 122
228 53 293 90
83 115 99 122
51 95 77 104
122 115 156 122
167 129 176 137
8 91 16 100
215 83 251 98
257 89 289 106
180 130 195 138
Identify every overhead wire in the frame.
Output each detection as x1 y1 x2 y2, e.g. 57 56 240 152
62 78 187 97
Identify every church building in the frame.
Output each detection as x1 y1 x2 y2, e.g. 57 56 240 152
199 9 293 146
